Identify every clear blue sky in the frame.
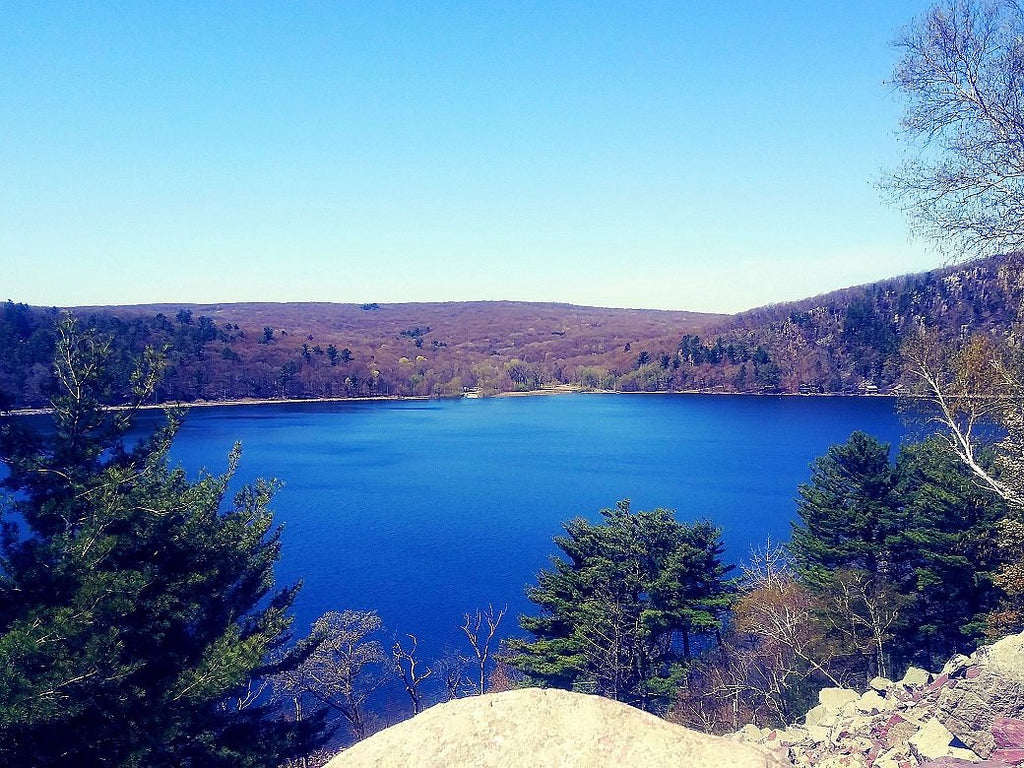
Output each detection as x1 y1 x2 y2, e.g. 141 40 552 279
1 1 941 313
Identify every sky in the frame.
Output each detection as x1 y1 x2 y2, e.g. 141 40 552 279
1 1 944 314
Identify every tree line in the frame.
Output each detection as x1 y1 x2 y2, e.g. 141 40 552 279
1 254 1020 410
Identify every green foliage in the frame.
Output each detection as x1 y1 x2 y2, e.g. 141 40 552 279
991 516 1024 634
891 437 1007 661
0 318 322 767
842 298 898 377
791 431 898 586
511 500 734 712
791 431 1007 679
0 301 59 410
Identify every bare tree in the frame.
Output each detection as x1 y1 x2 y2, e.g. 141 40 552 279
735 542 848 690
432 648 469 702
883 0 1024 257
818 569 907 680
670 643 758 734
459 604 507 695
671 540 867 732
278 610 390 742
392 634 432 715
901 329 1020 501
879 0 1024 644
901 329 1024 632
486 639 525 693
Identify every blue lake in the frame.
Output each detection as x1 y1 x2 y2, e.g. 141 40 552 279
162 393 911 668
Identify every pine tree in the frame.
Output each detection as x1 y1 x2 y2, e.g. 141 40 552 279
791 432 900 582
511 500 734 712
791 431 1007 678
0 318 323 767
790 432 904 678
891 436 1006 665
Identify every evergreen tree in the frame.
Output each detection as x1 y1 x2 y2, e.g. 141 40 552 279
0 319 323 767
511 500 734 712
790 432 905 678
791 431 899 585
890 436 1006 666
791 431 1007 678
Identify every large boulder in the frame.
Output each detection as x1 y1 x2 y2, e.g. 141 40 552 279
325 688 785 768
937 632 1024 757
818 687 859 711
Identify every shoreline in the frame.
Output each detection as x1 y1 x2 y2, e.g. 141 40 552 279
4 387 897 417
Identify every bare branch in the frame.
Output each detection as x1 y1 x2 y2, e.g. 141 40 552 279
459 604 507 695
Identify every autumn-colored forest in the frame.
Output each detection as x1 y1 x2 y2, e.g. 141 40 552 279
2 254 1020 409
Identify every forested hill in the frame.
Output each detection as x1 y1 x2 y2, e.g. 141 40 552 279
1 255 1020 408
0 301 720 408
673 254 1023 395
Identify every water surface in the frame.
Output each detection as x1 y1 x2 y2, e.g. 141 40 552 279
165 394 908 663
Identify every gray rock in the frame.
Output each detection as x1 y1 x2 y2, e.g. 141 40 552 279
817 754 868 768
872 745 910 768
869 676 893 693
805 723 831 742
983 631 1024 682
819 687 860 712
817 712 839 729
909 718 955 760
937 634 1024 757
857 690 892 714
901 666 932 687
941 654 973 677
884 717 924 750
948 745 983 762
805 704 828 726
736 723 763 742
770 727 807 746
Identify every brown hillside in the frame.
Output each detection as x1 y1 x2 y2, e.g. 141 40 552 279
61 301 724 403
4 256 1020 407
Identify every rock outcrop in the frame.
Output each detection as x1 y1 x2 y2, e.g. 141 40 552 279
326 687 785 768
733 631 1024 767
325 633 1024 768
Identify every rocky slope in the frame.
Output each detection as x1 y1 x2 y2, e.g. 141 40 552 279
325 632 1024 768
325 687 785 768
733 631 1024 767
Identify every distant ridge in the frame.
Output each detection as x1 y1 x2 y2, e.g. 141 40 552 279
675 254 1021 395
1 255 1019 408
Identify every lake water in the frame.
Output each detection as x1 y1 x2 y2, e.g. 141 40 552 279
163 394 910 671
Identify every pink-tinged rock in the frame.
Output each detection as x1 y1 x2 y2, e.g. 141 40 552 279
993 718 1024 749
990 747 1024 764
927 675 952 692
964 667 982 679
